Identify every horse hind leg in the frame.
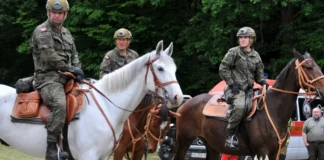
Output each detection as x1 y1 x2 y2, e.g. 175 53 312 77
205 144 220 160
174 135 196 160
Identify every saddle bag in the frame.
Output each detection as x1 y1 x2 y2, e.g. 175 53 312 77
15 91 41 118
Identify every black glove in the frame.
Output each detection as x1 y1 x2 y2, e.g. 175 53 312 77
73 66 85 82
230 84 240 95
260 80 269 90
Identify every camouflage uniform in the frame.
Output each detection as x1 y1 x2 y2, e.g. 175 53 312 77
219 46 265 131
30 19 80 159
99 48 138 78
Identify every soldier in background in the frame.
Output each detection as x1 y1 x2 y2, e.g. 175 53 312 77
302 107 324 160
29 0 84 159
99 28 138 78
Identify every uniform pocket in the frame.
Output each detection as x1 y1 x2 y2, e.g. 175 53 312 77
53 36 63 50
114 59 125 67
62 36 73 52
248 59 259 72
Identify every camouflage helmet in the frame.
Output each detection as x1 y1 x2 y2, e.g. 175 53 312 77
236 27 256 38
113 28 132 39
46 0 69 12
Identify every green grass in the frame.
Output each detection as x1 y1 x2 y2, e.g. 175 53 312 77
0 145 42 160
0 144 160 160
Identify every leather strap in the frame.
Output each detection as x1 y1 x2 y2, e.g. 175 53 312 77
89 90 118 148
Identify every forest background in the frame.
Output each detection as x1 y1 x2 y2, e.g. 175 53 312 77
1 0 324 96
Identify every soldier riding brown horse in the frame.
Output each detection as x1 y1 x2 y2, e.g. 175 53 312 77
174 50 324 160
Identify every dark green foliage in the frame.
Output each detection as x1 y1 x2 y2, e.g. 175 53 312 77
1 0 324 95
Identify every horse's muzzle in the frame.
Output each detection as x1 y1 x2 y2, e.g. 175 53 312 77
316 89 324 99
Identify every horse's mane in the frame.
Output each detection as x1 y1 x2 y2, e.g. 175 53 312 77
274 54 313 87
139 92 155 108
275 59 296 85
98 50 176 93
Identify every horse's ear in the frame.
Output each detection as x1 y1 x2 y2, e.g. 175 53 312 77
155 40 164 56
293 48 304 62
304 51 311 58
164 42 173 56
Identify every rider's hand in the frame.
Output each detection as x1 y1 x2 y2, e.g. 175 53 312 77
73 66 85 82
230 84 240 95
260 80 269 90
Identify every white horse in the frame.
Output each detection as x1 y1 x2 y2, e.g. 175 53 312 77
0 40 183 159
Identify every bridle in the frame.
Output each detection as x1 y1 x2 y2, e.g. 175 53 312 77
271 59 324 96
145 55 178 99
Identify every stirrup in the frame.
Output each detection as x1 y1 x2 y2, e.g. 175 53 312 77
56 143 69 160
225 135 239 148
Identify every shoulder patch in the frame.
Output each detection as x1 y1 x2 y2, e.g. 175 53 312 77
105 56 110 60
40 28 47 33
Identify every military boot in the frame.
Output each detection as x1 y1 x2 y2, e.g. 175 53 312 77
46 134 69 160
46 141 58 160
225 128 239 148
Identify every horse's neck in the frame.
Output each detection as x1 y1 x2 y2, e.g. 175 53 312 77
133 106 152 129
267 67 299 129
93 71 148 127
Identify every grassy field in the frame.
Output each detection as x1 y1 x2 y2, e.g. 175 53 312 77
0 145 42 160
0 144 160 160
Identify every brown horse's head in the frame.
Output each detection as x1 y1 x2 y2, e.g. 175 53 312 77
147 104 171 153
293 49 324 98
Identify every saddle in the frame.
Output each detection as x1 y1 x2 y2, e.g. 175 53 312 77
11 79 85 125
202 90 262 120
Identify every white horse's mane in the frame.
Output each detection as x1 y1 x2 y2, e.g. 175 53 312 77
98 49 176 93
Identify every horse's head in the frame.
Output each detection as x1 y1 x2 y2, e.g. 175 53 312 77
145 40 183 106
293 49 324 98
147 104 171 153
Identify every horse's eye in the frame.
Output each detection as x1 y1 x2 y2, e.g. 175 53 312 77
158 67 164 71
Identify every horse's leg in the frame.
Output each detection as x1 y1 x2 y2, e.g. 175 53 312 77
205 142 220 160
131 140 145 160
174 126 196 160
114 133 132 160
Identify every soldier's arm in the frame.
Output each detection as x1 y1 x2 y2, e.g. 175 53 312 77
302 120 309 146
219 49 236 86
33 31 73 72
71 41 81 68
99 52 114 79
255 54 266 84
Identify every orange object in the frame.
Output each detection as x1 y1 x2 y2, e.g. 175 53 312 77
221 154 239 160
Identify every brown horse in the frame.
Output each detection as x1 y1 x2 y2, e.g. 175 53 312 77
114 94 175 160
174 50 324 160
